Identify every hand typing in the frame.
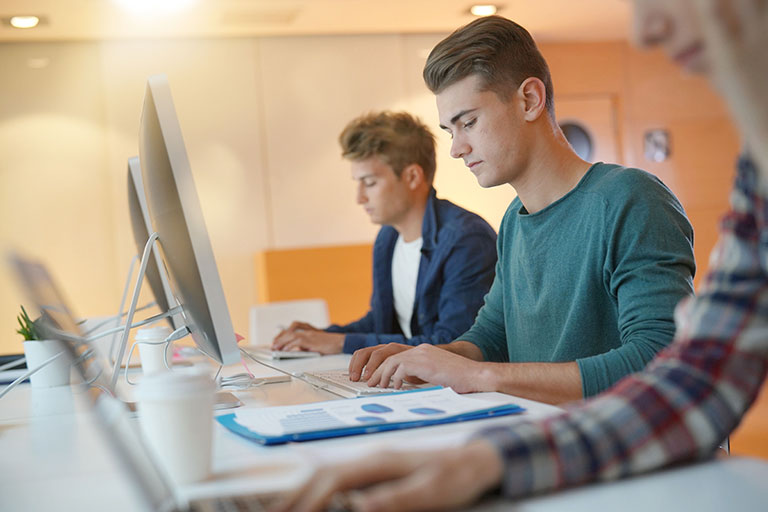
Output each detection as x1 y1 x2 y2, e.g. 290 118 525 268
272 321 345 354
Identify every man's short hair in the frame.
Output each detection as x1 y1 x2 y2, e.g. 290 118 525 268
423 15 555 116
339 111 437 183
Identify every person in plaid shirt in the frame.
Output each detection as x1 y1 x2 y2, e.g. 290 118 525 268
277 1 768 510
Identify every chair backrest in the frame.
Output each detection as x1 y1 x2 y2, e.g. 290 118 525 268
248 299 330 346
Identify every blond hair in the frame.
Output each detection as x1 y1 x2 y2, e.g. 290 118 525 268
339 111 437 183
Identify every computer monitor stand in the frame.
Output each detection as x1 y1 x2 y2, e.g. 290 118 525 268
110 231 242 410
71 255 142 364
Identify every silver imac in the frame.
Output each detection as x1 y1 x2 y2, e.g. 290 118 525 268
127 156 182 331
138 74 240 366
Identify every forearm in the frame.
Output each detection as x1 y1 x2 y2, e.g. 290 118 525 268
479 361 582 405
440 340 485 361
478 345 766 499
325 312 374 335
577 332 674 397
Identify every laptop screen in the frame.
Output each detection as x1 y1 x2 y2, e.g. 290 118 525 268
11 257 110 392
10 255 179 512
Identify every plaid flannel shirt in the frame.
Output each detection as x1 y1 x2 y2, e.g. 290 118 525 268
477 156 768 497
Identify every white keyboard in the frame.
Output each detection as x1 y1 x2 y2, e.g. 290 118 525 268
303 369 425 397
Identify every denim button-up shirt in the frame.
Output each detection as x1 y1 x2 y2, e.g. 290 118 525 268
326 188 497 354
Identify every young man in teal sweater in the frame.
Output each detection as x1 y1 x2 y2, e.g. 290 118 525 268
347 16 696 405
279 4 768 510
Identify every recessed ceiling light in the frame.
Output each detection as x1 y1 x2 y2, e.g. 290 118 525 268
470 5 498 17
10 16 40 29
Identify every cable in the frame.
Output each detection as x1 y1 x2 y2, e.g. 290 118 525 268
0 357 26 372
218 374 267 391
165 325 191 343
0 352 65 400
78 301 157 336
88 305 183 342
215 348 283 391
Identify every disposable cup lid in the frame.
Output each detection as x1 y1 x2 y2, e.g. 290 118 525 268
135 325 173 342
134 370 215 401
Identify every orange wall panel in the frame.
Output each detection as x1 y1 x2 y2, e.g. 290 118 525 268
732 380 768 459
255 244 373 325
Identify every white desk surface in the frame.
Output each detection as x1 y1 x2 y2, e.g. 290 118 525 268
2 352 767 511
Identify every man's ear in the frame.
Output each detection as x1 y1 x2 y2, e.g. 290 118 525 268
517 77 548 122
401 164 425 190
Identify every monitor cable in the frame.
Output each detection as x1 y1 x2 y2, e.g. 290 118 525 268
0 351 65 400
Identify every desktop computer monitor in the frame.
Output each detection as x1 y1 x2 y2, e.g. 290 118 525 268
138 74 240 366
127 156 182 330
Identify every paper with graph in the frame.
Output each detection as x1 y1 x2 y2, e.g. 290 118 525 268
216 387 525 445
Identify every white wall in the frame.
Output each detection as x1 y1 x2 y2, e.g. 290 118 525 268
0 34 515 354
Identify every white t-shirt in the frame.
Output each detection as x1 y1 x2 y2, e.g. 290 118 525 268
391 235 423 339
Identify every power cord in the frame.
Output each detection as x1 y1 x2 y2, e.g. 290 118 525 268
0 352 65 400
215 348 282 391
78 302 157 336
89 305 183 343
0 356 26 372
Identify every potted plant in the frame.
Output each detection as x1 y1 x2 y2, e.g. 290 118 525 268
16 305 41 342
17 305 71 388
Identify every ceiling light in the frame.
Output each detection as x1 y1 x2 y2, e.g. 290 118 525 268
10 16 40 29
470 5 498 17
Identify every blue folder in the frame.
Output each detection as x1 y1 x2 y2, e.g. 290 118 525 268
216 391 525 445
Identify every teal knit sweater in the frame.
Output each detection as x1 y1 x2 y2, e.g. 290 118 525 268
461 163 695 397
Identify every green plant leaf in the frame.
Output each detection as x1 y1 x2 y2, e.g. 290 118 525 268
16 305 40 341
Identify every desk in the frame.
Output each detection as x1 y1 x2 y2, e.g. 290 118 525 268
2 354 767 511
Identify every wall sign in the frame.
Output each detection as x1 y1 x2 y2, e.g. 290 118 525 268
644 129 671 162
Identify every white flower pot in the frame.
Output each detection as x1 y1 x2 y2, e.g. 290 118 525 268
22 339 71 388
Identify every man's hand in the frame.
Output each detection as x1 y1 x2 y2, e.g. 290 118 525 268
348 343 414 382
366 344 491 393
271 322 345 354
273 440 503 512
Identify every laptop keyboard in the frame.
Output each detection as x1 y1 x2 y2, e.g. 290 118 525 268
189 493 277 512
189 492 352 512
303 369 423 396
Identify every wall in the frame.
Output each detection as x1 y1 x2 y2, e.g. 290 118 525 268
0 42 115 348
0 37 737 356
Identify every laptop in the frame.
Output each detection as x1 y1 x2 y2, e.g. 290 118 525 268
10 256 288 511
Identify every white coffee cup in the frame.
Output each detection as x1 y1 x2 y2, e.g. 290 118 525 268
135 371 216 485
135 326 172 375
22 339 71 388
